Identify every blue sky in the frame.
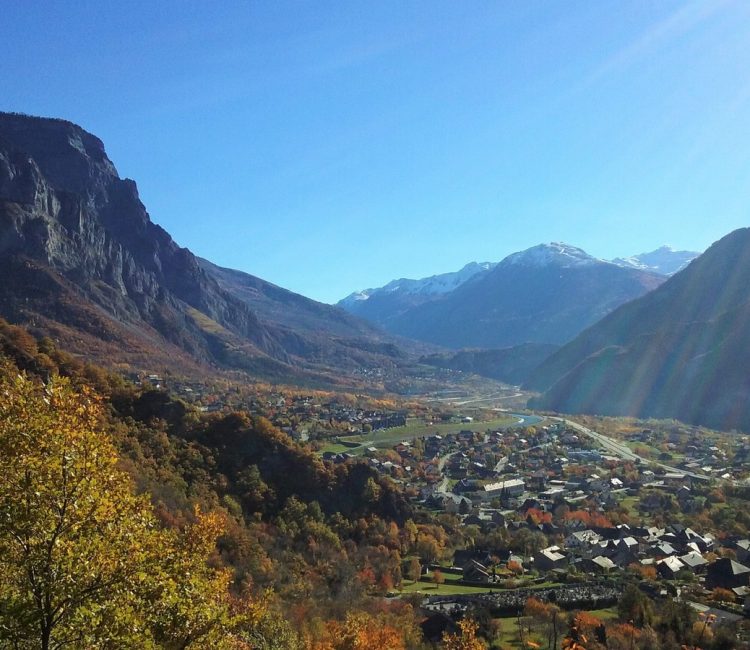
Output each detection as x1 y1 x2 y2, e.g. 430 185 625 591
2 1 750 302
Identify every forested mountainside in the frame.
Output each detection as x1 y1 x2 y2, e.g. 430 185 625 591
0 113 409 385
528 228 750 432
0 318 422 647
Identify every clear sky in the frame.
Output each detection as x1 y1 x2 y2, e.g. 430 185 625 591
2 1 750 302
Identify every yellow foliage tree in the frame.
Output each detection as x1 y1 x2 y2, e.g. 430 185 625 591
0 370 237 649
442 618 488 650
307 611 405 650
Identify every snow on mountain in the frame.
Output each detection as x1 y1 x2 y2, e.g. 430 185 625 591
499 242 603 268
338 241 666 348
339 261 496 305
611 246 700 276
341 243 701 309
611 256 650 271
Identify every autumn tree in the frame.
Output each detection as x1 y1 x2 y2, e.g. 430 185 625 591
401 519 418 553
507 560 524 576
0 370 236 649
310 611 406 649
407 557 422 583
654 598 696 645
433 568 445 590
442 618 487 650
617 584 654 628
523 597 564 649
710 587 736 604
231 588 302 650
562 612 607 650
627 562 657 581
0 372 157 647
606 623 641 650
416 531 443 564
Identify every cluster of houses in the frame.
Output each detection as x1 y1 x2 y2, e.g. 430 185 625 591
362 422 739 526
257 395 407 434
135 374 413 440
355 419 750 609
416 424 634 511
625 426 750 482
450 520 750 607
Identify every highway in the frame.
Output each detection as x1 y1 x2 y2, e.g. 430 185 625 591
549 416 714 482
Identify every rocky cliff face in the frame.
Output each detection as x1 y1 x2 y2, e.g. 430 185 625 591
0 113 403 379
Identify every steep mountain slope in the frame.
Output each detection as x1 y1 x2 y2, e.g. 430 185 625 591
370 243 664 349
527 228 750 431
197 258 408 367
0 112 405 381
338 261 496 329
612 246 700 276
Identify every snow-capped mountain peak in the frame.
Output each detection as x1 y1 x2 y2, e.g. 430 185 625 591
611 246 700 276
500 242 601 268
338 261 497 306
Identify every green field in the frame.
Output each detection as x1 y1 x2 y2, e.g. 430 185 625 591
400 577 501 595
399 576 562 596
318 442 350 454
494 607 617 648
320 415 524 455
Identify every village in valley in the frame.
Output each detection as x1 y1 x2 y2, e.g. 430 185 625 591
132 370 750 642
324 406 750 632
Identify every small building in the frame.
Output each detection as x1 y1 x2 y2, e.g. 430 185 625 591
680 551 708 574
734 539 750 564
706 558 750 590
657 556 685 580
566 529 602 548
583 555 616 574
453 549 493 570
463 559 491 584
534 546 567 572
483 478 525 499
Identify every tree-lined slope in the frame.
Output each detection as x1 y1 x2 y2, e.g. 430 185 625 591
198 258 408 368
528 228 750 431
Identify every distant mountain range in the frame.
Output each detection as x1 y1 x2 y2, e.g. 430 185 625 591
611 246 699 276
342 261 498 304
527 228 750 431
0 112 410 384
339 243 674 350
338 261 497 332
